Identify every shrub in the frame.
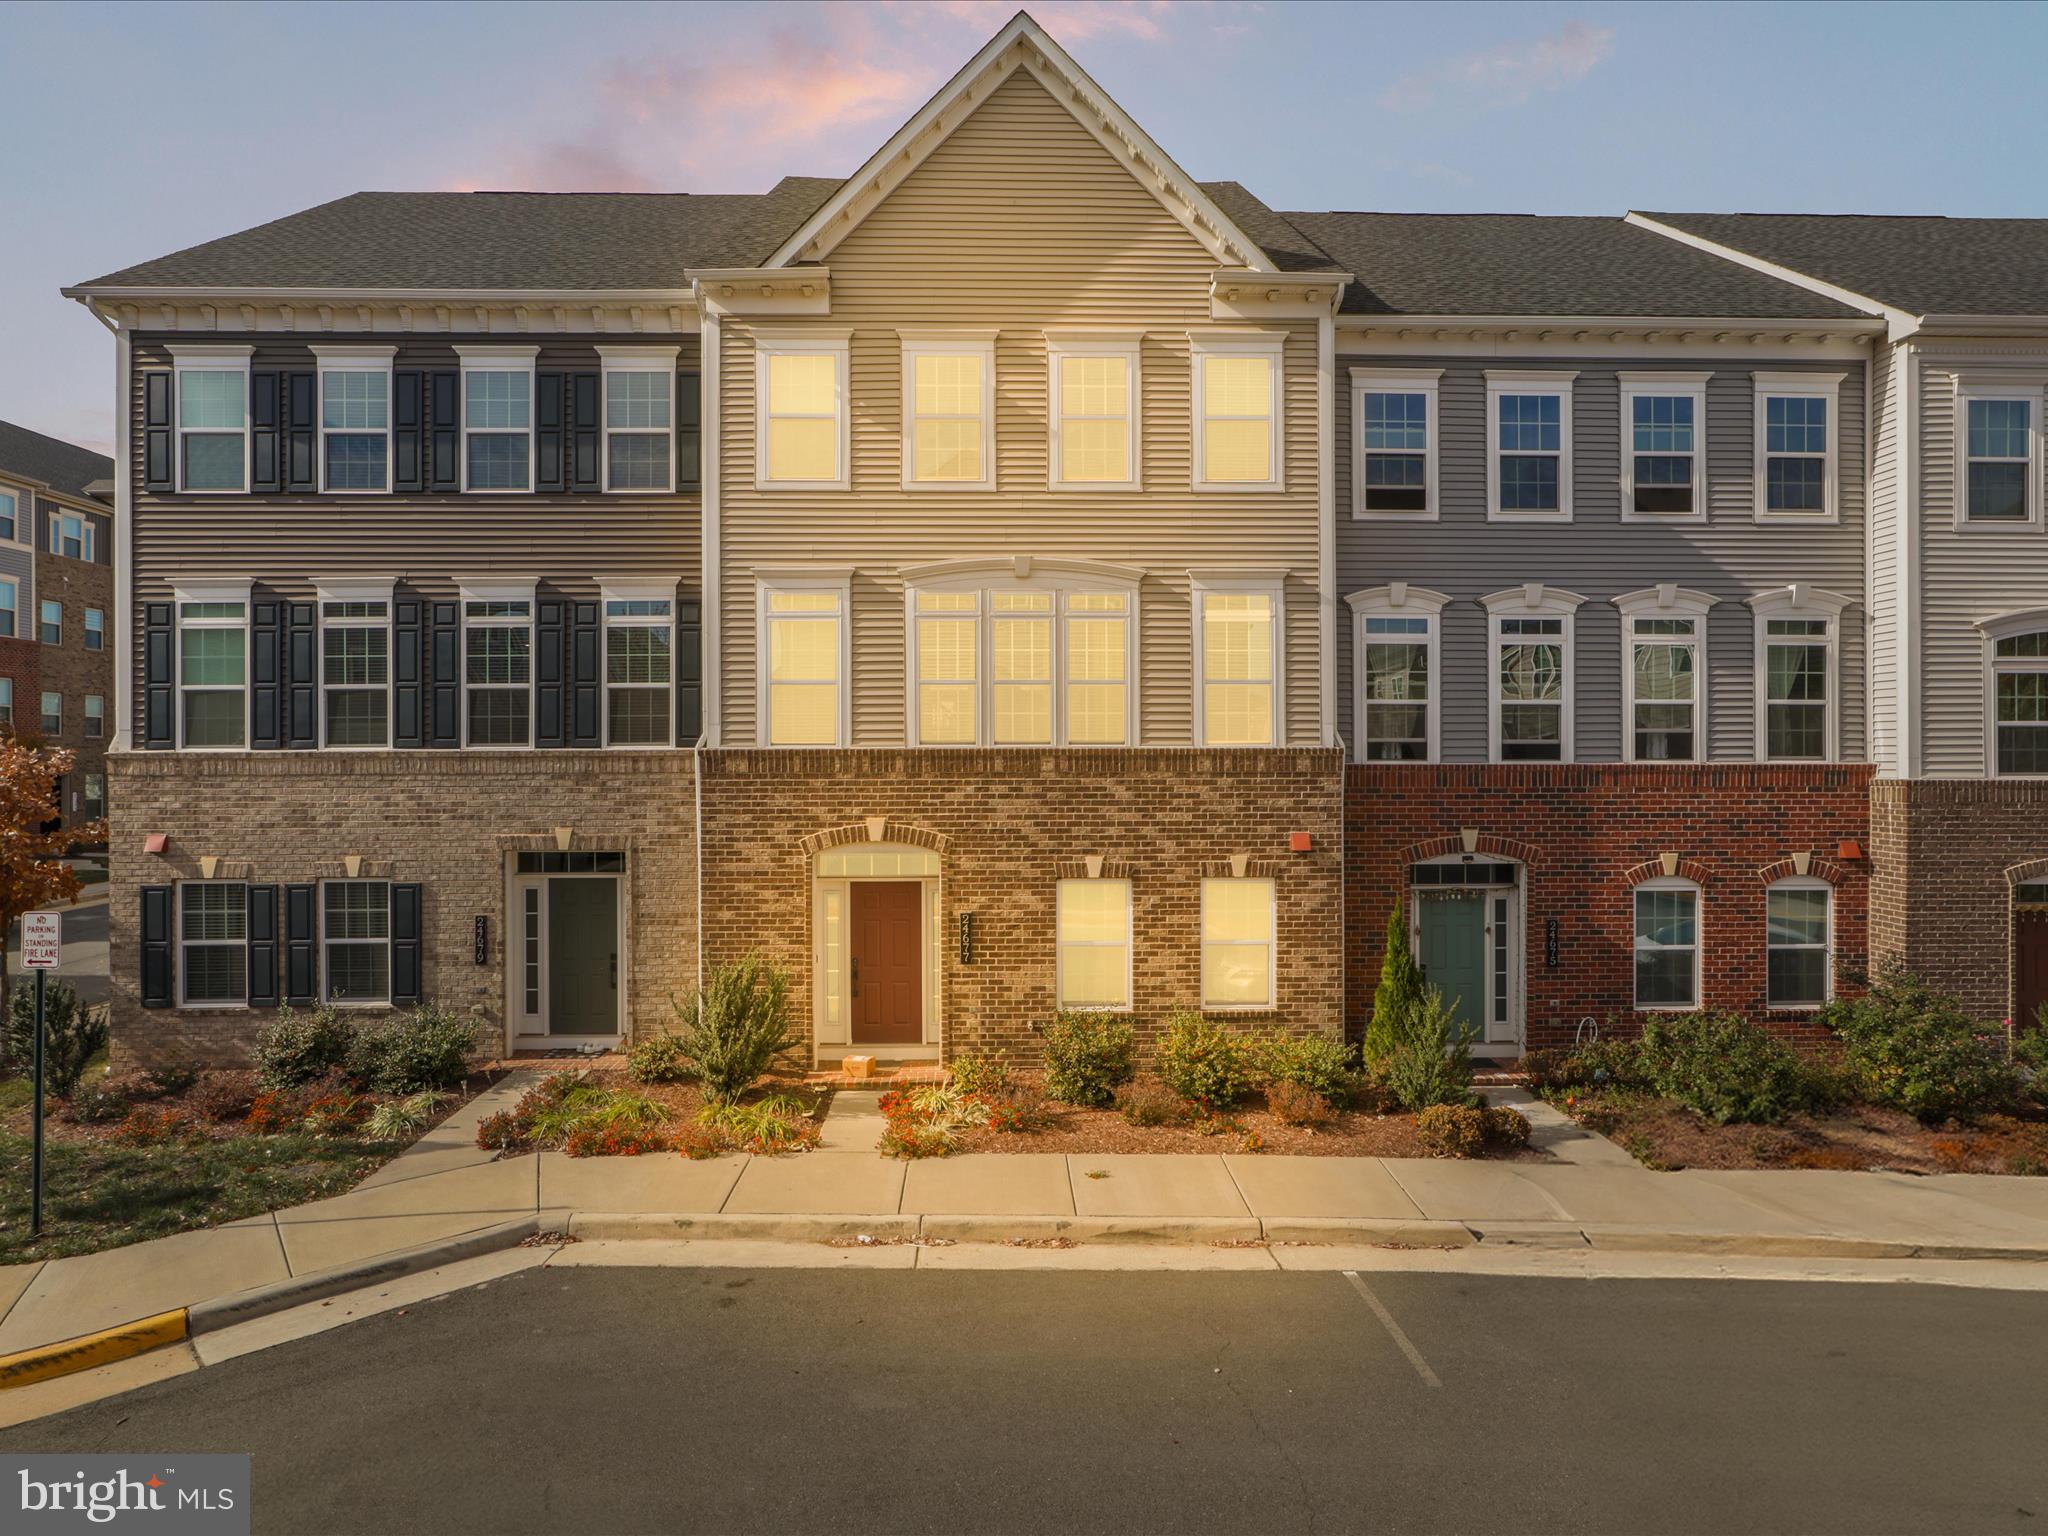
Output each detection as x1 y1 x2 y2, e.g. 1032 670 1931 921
246 1087 312 1133
115 1105 198 1145
875 1085 988 1159
1821 965 2018 1123
672 956 801 1104
524 1081 670 1146
673 1123 727 1160
1155 1012 1259 1111
1481 1105 1531 1149
563 1122 672 1157
362 1090 451 1141
1042 1011 1137 1107
4 980 105 1098
1115 1081 1182 1127
68 1075 134 1124
1517 1048 1590 1096
1633 1011 1817 1125
1262 1033 1357 1104
948 1049 1012 1098
139 1064 199 1098
982 1081 1053 1133
303 1090 369 1135
475 1110 524 1151
255 1006 356 1091
1266 1078 1336 1130
1381 988 1475 1112
1364 900 1424 1067
698 1093 823 1155
1415 1102 1488 1158
191 1071 260 1123
346 1005 480 1095
626 1031 693 1085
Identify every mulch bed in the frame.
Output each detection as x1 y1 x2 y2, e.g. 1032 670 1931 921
519 1065 829 1127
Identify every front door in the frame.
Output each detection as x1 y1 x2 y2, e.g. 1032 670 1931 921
547 878 618 1036
1416 890 1486 1043
2018 907 2048 1032
851 881 923 1044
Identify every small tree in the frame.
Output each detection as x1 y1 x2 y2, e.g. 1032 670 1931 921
0 739 102 1032
1364 898 1423 1066
674 955 801 1104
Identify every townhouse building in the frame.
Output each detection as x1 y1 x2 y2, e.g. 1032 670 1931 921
61 13 2048 1067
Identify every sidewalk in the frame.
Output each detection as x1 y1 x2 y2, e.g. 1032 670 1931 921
8 1071 2048 1365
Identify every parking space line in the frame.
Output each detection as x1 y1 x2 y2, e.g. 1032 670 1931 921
1343 1270 1441 1387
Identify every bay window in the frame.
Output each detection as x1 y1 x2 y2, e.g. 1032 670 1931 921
1191 332 1283 491
461 587 534 747
902 333 995 489
1056 878 1132 1010
1195 580 1279 746
759 578 846 746
1754 373 1840 521
604 589 674 746
601 346 678 492
756 336 848 489
172 347 251 493
1486 371 1574 520
314 348 394 493
458 347 537 492
1048 335 1139 488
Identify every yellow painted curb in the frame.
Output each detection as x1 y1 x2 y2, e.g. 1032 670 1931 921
0 1309 189 1390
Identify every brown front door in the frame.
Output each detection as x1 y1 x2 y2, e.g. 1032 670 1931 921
2017 908 2048 1032
851 881 923 1044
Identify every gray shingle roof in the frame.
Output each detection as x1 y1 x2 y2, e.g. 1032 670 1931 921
1637 212 2048 317
1275 212 1865 319
74 178 844 292
0 420 113 503
1196 183 1344 274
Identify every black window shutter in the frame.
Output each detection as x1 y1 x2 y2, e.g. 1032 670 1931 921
251 371 282 492
391 884 423 1006
675 596 702 743
140 885 174 1007
284 883 317 1006
286 601 317 747
394 597 424 747
393 371 424 492
676 370 702 492
535 597 566 747
247 885 281 1008
571 601 602 746
536 371 566 493
250 598 285 749
143 372 174 491
143 601 176 748
570 372 601 492
285 371 317 491
428 371 460 491
429 601 461 746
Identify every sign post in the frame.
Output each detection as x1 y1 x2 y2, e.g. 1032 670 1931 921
23 911 61 1239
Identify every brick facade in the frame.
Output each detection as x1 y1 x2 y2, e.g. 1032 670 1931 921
1345 763 1875 1050
34 522 112 838
0 635 39 748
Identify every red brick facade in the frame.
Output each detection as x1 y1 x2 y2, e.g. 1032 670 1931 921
0 635 39 744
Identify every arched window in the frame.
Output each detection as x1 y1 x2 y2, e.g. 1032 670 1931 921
1991 626 2048 777
1633 877 1700 1011
1347 585 1447 763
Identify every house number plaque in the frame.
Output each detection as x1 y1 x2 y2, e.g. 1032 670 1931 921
474 916 489 965
958 912 975 965
1544 918 1560 970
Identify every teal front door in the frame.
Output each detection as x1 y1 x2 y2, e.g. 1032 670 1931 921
547 878 619 1036
1415 891 1486 1043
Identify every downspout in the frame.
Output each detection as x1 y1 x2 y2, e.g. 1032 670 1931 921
1897 343 1920 780
1317 309 1338 752
88 304 133 754
695 302 723 994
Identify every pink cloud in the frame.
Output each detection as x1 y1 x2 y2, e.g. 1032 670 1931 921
911 0 1178 42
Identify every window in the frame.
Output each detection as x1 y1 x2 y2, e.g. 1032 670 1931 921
49 511 96 560
322 880 391 1005
1751 588 1845 762
760 580 845 746
173 350 251 492
601 347 677 492
1754 374 1841 521
913 590 978 744
1991 626 2048 776
1196 582 1279 746
0 678 12 730
1056 878 1131 1010
604 592 673 745
902 334 994 490
1348 586 1444 762
1191 333 1283 491
1616 588 1712 763
37 600 58 647
315 350 394 493
84 695 102 739
319 593 391 748
1201 877 1276 1009
1353 369 1440 517
1633 880 1700 1010
178 882 247 1006
756 337 848 489
1487 372 1575 520
0 488 14 542
1620 375 1708 520
1958 386 2040 526
39 692 58 735
177 593 248 748
462 593 533 747
1767 879 1832 1008
458 348 537 492
84 773 103 819
84 608 104 651
1048 336 1139 488
1486 587 1581 763
0 578 15 639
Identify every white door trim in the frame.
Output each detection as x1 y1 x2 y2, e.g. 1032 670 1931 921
504 866 626 1052
812 873 942 1063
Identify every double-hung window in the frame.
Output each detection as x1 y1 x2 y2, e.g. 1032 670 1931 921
1195 579 1280 746
1201 877 1276 1010
1348 585 1445 762
1754 374 1840 521
39 692 59 735
1191 332 1284 491
0 577 15 640
1047 335 1139 488
176 587 249 748
38 600 58 647
322 879 391 1005
1987 621 2048 776
600 346 678 492
172 347 251 493
1766 879 1832 1008
756 336 849 490
914 591 980 744
314 348 394 493
50 511 96 560
179 882 248 1007
902 333 995 490
0 488 15 542
603 589 674 745
84 608 103 651
1617 587 1711 762
1065 592 1131 745
458 347 537 492
1486 371 1574 520
1633 879 1700 1011
1751 587 1845 762
759 577 846 746
0 679 13 729
461 588 534 747
85 695 103 739
1353 369 1440 517
84 773 103 819
318 587 391 747
1956 383 2041 526
1620 374 1708 520
1056 878 1132 1010
1486 587 1580 762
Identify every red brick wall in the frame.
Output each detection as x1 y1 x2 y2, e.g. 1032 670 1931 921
0 635 40 741
1346 763 1874 1049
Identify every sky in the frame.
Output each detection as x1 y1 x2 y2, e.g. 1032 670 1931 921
4 0 2046 458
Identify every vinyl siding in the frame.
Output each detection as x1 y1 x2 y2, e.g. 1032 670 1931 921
0 476 35 627
1866 345 1900 772
1334 354 1869 763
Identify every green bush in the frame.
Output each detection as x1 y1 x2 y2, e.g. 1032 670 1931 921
255 1006 356 1091
1364 900 1423 1066
1820 966 2018 1123
68 1075 133 1124
1154 1011 1259 1111
947 1049 1012 1097
626 1031 693 1085
1041 1011 1136 1107
1415 1102 1487 1157
672 956 801 1104
1115 1081 1181 1127
347 1005 479 1095
1481 1105 1531 1149
1262 1033 1357 1104
1633 1011 1816 1125
1381 988 1475 1112
1266 1078 1336 1129
3 980 104 1099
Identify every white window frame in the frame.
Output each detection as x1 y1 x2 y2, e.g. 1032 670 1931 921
1047 332 1142 491
1615 586 1715 764
1632 876 1702 1013
49 510 98 561
320 877 393 1007
84 772 103 819
316 579 395 750
174 580 252 752
84 607 104 652
599 345 680 495
1618 373 1710 524
177 880 249 1010
84 694 103 739
900 330 996 492
601 581 676 748
755 333 850 492
170 344 252 495
1189 330 1285 493
1752 372 1842 525
1765 876 1834 1011
1978 607 2048 779
1200 876 1278 1012
0 677 13 730
39 690 59 736
456 345 539 495
459 579 537 750
1346 584 1446 763
0 576 17 641
1191 570 1285 747
755 569 851 748
1485 370 1575 522
0 485 18 544
1483 584 1583 764
1749 585 1849 764
1952 377 2044 530
38 599 59 647
312 345 396 495
1351 368 1441 520
1055 877 1134 1012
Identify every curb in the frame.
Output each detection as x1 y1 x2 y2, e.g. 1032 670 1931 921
921 1214 1262 1244
1262 1218 1476 1248
568 1212 919 1243
0 1310 188 1392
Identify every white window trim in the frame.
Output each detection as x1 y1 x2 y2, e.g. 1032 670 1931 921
0 483 22 546
173 579 252 752
755 568 852 748
38 598 59 648
598 345 681 495
1055 877 1134 1012
316 579 396 751
1483 584 1584 764
1614 585 1716 764
1485 370 1576 522
170 344 253 495
1951 376 2044 531
1351 367 1442 521
755 333 851 492
1199 876 1278 1012
1189 330 1285 493
84 694 104 739
1748 585 1850 764
176 879 249 1010
1765 875 1834 1011
1190 569 1286 747
85 608 104 651
1632 875 1703 1013
39 691 60 736
1047 331 1142 491
458 579 538 750
1978 606 2048 779
900 330 997 492
1346 583 1448 764
0 677 13 730
600 580 677 749
319 877 393 1007
456 345 539 495
312 345 396 496
0 575 18 642
49 509 98 561
1752 371 1843 525
1618 372 1710 525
